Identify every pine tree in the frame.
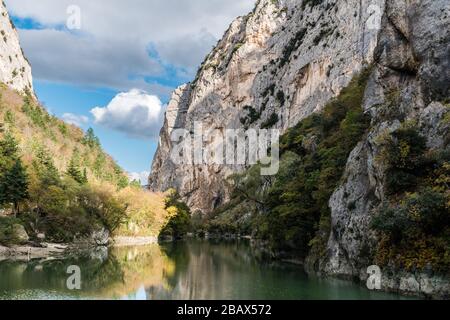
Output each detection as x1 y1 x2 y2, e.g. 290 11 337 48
83 128 100 148
82 168 88 184
0 131 19 160
33 146 60 186
2 159 29 215
28 146 61 216
0 134 29 215
67 156 87 184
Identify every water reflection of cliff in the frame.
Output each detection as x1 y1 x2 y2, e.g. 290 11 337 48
146 240 269 300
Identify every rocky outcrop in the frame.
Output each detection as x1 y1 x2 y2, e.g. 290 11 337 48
90 228 110 246
150 0 384 213
322 0 449 297
0 243 67 262
0 1 34 94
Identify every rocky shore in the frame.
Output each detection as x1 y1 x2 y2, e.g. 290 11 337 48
0 243 67 262
0 235 159 262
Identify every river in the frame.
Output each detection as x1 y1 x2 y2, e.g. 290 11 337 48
0 240 412 300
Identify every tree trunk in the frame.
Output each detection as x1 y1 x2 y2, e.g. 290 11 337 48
13 202 19 217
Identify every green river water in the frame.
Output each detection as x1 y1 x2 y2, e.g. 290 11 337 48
0 240 413 300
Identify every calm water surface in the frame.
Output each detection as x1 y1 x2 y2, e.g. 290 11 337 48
0 240 412 300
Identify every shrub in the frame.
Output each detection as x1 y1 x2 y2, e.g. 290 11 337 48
261 113 279 129
372 205 412 243
280 28 307 67
240 106 261 127
159 190 192 240
4 111 15 126
381 126 427 194
0 217 23 245
302 0 324 11
276 90 285 106
372 188 450 271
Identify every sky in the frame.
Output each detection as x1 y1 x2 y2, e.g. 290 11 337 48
5 0 255 183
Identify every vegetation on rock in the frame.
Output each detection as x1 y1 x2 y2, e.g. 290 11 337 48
372 125 450 272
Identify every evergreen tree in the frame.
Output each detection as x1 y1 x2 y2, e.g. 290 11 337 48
83 128 100 148
29 146 61 215
2 159 29 215
67 156 87 185
0 133 28 215
33 146 60 186
4 110 15 126
82 168 88 184
0 131 19 160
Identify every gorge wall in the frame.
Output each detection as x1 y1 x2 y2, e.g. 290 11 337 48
150 0 450 297
323 0 450 296
150 0 384 213
0 1 33 95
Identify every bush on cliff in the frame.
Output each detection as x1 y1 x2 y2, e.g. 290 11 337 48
372 126 450 272
262 69 371 256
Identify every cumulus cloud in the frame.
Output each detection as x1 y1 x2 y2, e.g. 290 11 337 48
5 0 255 94
91 89 165 139
129 171 150 185
62 113 89 126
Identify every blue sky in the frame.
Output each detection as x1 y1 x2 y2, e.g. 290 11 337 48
34 81 161 176
6 0 254 182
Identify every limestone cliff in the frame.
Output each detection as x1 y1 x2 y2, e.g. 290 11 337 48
150 0 384 213
0 1 33 95
150 0 449 297
323 0 450 297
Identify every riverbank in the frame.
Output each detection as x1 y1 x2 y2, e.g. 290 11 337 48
0 243 67 262
112 236 158 247
0 235 159 261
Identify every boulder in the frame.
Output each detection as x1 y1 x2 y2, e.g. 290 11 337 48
37 233 46 241
12 224 29 244
90 228 110 246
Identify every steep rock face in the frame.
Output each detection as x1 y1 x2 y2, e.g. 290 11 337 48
0 1 33 94
150 0 384 213
149 0 449 297
323 0 449 297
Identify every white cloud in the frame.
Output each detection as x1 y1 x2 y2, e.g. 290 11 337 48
91 89 165 139
129 171 150 185
62 113 89 126
5 0 255 94
155 28 217 75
